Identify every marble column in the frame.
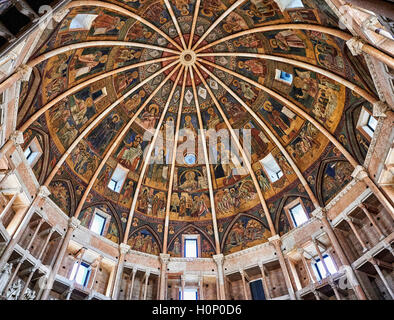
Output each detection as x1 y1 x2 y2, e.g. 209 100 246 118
313 208 367 300
213 254 226 300
328 277 341 300
312 288 320 300
2 256 25 298
0 191 19 220
199 275 204 300
258 261 271 299
37 228 55 261
369 258 394 299
25 218 44 251
180 274 185 300
312 237 331 276
0 186 50 271
65 286 73 300
298 248 316 285
112 243 130 300
239 269 249 300
143 271 150 300
344 217 368 252
71 248 86 283
18 266 37 300
89 255 102 292
269 235 296 300
128 267 137 300
40 217 80 300
159 253 170 300
359 203 385 240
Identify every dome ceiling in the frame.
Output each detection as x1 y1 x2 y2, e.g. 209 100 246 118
18 0 374 257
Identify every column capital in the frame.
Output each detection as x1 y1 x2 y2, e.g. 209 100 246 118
373 101 390 118
358 202 366 210
351 165 368 181
119 243 130 255
311 207 327 220
17 64 33 82
38 186 51 198
10 131 24 145
362 15 380 31
346 37 365 56
159 253 170 265
296 247 305 255
212 253 224 265
268 234 281 245
68 217 80 230
363 252 374 263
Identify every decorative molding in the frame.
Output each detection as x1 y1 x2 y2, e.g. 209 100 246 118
373 101 389 118
68 217 80 230
346 37 365 56
351 165 368 181
363 54 387 102
311 207 327 220
119 243 130 255
10 131 24 145
38 186 51 198
159 253 170 265
17 64 33 82
212 254 224 265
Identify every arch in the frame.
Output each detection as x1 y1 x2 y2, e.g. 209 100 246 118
128 224 163 254
344 100 370 164
197 54 378 103
221 212 269 253
274 193 312 233
194 23 394 69
50 178 76 216
81 200 124 243
316 157 354 206
17 67 41 127
24 126 50 186
167 223 216 253
66 0 183 51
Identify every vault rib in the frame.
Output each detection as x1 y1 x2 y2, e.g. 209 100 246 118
73 62 182 223
67 1 183 51
189 65 221 254
44 59 180 187
192 64 277 236
0 42 178 95
192 0 247 51
29 41 179 65
195 61 320 209
164 0 187 50
188 0 200 50
199 60 394 216
196 54 378 104
0 56 178 160
162 67 187 254
123 64 184 243
194 24 394 69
